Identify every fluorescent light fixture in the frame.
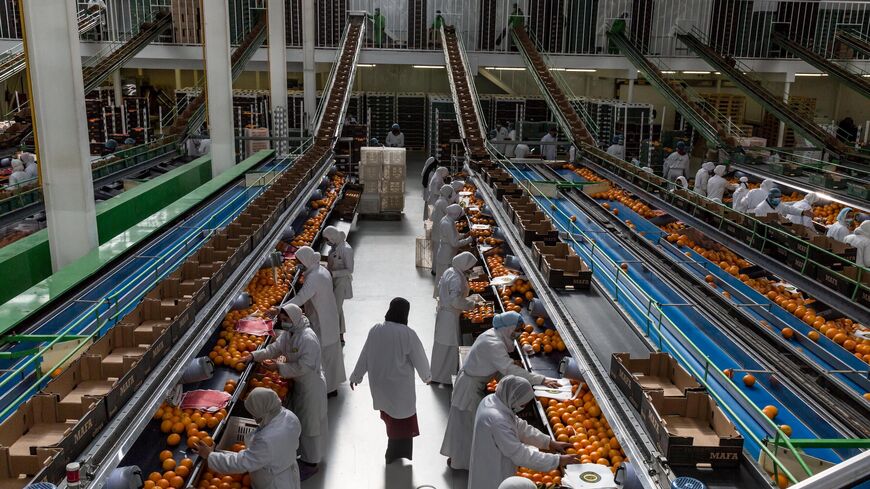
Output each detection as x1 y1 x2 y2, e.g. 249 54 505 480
549 67 566 71
565 68 596 72
863 74 870 78
795 73 827 77
661 70 676 74
357 63 376 67
484 66 525 71
713 71 721 75
412 65 444 69
682 71 711 74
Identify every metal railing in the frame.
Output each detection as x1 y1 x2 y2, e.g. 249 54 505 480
0 1 866 60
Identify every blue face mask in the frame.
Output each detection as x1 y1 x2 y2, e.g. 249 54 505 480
769 198 782 207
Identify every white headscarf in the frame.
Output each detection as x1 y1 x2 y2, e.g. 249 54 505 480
446 204 464 220
499 477 537 489
855 220 870 237
802 192 818 206
714 165 726 176
295 246 321 270
322 225 345 245
451 180 466 193
452 251 477 272
280 303 308 333
245 387 282 426
495 375 535 413
439 184 454 198
19 153 35 165
10 159 23 172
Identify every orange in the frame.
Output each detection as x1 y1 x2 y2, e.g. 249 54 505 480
171 422 186 434
160 420 173 433
175 466 190 478
157 480 171 489
159 450 173 461
779 425 792 437
167 433 181 446
762 405 778 419
162 459 176 471
145 482 156 489
149 473 162 483
179 458 194 469
781 328 794 339
773 473 789 488
808 331 820 342
723 368 733 379
169 476 185 489
743 374 756 387
187 436 200 447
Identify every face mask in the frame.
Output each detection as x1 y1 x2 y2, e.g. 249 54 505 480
281 321 293 331
769 198 781 207
845 218 854 225
512 402 526 413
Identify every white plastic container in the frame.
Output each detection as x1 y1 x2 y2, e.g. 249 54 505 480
181 356 215 384
562 463 618 489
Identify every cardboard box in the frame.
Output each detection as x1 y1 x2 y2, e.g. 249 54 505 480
0 447 65 489
118 298 188 346
641 390 743 467
809 235 857 265
86 324 153 378
816 265 861 296
41 356 118 422
610 352 704 411
532 242 569 268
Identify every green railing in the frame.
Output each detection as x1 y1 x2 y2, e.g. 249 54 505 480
0 139 313 422
483 146 815 482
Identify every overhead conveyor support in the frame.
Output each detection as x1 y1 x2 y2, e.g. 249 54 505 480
676 31 854 159
836 28 870 58
81 9 173 94
772 32 870 100
0 4 103 85
606 26 740 152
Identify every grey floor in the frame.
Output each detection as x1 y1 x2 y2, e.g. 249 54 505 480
304 152 468 489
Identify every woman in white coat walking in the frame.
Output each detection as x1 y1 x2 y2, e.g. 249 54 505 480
441 312 559 469
323 226 354 345
350 297 432 463
290 246 346 395
195 388 302 489
243 304 328 480
431 252 478 384
434 204 473 289
468 376 575 489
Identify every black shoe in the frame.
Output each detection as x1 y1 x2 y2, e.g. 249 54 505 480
327 390 338 398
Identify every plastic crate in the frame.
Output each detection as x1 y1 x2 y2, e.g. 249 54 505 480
216 416 258 450
358 193 380 215
380 180 405 194
360 163 382 182
380 193 404 213
415 237 432 269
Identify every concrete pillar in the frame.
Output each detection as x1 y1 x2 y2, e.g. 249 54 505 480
21 0 97 271
112 70 123 107
174 68 182 90
626 78 635 103
268 0 288 154
777 73 794 147
715 78 722 93
201 1 235 174
302 0 316 132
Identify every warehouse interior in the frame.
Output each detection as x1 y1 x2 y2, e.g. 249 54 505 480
0 1 868 489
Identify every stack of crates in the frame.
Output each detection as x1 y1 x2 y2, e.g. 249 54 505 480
358 147 407 215
380 148 406 213
359 147 383 215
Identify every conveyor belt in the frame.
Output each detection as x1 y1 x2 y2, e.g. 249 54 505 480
772 32 870 100
730 163 870 212
835 28 870 58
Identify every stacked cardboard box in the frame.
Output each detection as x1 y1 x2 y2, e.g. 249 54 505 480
358 147 406 214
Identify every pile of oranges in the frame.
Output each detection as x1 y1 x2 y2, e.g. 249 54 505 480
153 402 223 449
590 188 658 219
248 369 290 399
544 382 626 471
195 443 253 489
470 226 493 243
146 454 194 489
497 280 536 313
289 174 344 248
486 378 498 393
486 253 513 277
469 281 490 293
462 303 495 323
515 467 563 488
246 264 295 313
518 328 566 354
563 164 605 183
208 328 265 372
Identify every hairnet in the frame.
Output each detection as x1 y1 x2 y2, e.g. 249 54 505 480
295 246 321 269
439 184 454 198
492 311 522 330
10 159 23 171
384 297 410 325
702 161 715 171
391 123 400 130
452 251 477 272
767 188 782 199
280 303 307 331
803 192 818 205
739 176 748 183
451 180 465 192
19 153 35 165
499 477 537 489
855 220 870 237
322 225 345 244
676 141 686 149
435 167 449 178
714 165 726 176
837 207 853 224
760 179 774 191
446 204 464 220
495 375 535 412
245 387 282 425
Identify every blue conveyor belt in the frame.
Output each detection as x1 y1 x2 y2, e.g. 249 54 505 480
508 166 851 463
0 158 292 421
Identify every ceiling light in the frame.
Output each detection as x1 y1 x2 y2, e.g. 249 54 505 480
795 73 827 77
714 71 721 75
412 65 444 69
484 66 525 71
357 63 376 67
549 67 566 71
682 71 710 74
863 74 870 78
661 70 676 74
565 68 596 72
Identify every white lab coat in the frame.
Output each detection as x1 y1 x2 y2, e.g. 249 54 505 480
434 215 471 288
386 131 405 148
540 134 558 161
513 144 529 159
693 163 714 196
787 199 817 229
505 129 517 157
426 170 448 216
743 181 774 214
430 196 450 256
431 267 475 384
6 170 29 188
845 222 870 267
606 144 625 161
252 326 328 464
24 163 37 179
496 127 510 154
662 151 689 180
827 221 851 243
753 200 804 219
468 395 560 489
290 264 346 392
732 184 750 212
326 241 354 335
706 175 734 202
350 321 431 419
440 328 544 469
208 409 302 489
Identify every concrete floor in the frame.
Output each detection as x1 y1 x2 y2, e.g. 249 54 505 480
304 152 468 489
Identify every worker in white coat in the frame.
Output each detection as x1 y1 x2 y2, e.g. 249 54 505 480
290 246 346 395
386 124 405 147
540 127 558 161
350 297 432 463
674 176 689 190
606 135 625 161
322 226 354 344
662 141 690 181
5 159 29 189
426 166 449 220
434 204 473 288
787 192 819 230
693 161 715 196
513 144 530 159
19 152 37 179
449 180 466 205
753 188 811 221
845 221 870 267
430 184 454 259
195 388 302 489
431 251 478 385
243 305 327 480
743 179 774 214
706 165 736 202
505 123 517 157
496 122 510 155
441 312 560 470
732 177 750 212
827 207 853 243
468 376 575 489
